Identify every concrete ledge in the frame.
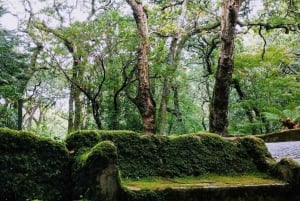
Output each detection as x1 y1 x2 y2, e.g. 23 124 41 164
123 183 300 201
257 129 300 142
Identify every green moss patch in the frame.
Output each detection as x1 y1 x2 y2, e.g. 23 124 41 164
0 128 70 201
122 173 286 190
66 130 275 178
71 141 120 201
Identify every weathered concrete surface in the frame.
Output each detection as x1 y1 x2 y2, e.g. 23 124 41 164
258 128 300 142
123 183 300 201
266 141 300 163
161 184 298 201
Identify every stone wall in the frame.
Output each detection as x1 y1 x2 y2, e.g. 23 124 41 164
258 128 300 142
1 128 300 201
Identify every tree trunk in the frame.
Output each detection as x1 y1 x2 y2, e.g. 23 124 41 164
157 37 177 135
126 0 156 134
209 0 242 136
91 99 103 129
68 55 83 133
17 99 23 130
172 85 185 133
158 79 169 134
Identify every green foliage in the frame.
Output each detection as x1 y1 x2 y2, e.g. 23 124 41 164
66 130 274 179
0 30 29 95
0 26 29 129
0 105 18 128
263 107 300 123
1 0 299 136
0 128 70 201
230 43 300 134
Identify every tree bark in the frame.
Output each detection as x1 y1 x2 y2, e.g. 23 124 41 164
17 99 23 130
172 85 185 133
126 0 156 134
209 0 242 136
67 51 83 133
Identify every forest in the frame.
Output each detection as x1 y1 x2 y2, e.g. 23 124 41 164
0 0 299 139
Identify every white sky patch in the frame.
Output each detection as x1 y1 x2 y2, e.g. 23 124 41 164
248 0 264 17
0 13 19 30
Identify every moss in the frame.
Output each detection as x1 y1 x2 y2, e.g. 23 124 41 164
235 136 275 172
72 141 121 201
86 141 118 165
66 130 101 150
273 158 300 185
0 128 70 201
66 130 136 151
121 173 285 190
161 134 259 177
67 131 272 179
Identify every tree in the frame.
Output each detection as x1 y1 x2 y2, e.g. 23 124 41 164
209 0 243 136
0 16 29 130
3 0 299 137
230 43 300 134
23 0 123 133
151 0 219 134
126 0 156 134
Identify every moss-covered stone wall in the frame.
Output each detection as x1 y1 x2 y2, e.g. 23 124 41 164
2 128 298 201
0 128 70 201
66 130 274 178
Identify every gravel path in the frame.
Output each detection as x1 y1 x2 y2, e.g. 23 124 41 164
266 141 300 163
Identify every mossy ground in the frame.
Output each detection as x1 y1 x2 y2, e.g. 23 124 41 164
122 173 286 190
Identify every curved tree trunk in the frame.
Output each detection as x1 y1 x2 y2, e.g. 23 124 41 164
209 0 242 136
126 0 156 134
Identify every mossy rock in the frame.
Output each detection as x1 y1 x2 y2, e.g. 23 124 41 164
0 128 70 201
72 141 121 201
235 136 275 172
273 158 300 185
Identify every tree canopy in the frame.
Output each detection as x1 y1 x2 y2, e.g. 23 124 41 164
0 0 299 137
